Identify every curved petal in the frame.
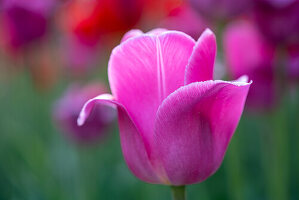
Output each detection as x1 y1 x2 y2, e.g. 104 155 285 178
153 79 251 185
78 94 161 184
108 31 195 144
185 29 216 84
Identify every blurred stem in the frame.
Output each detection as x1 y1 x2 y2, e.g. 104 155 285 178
171 186 186 200
296 92 299 197
225 134 244 200
262 103 289 200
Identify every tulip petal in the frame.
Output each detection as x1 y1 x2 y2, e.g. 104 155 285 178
185 29 216 84
153 79 251 185
78 94 160 183
109 31 195 143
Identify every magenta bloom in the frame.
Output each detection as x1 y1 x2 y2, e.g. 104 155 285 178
188 0 252 21
78 29 251 185
253 0 299 45
1 0 55 49
223 20 276 110
53 83 116 145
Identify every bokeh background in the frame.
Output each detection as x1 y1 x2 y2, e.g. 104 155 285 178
0 0 298 199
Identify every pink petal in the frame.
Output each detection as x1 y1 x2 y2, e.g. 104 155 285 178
185 29 216 84
153 79 251 185
78 94 161 183
108 31 195 144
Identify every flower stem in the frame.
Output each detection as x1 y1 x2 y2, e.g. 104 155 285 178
171 186 186 200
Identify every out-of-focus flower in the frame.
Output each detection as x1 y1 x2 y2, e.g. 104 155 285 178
253 0 299 45
140 0 183 27
78 29 251 185
287 44 299 82
53 82 116 145
159 2 209 39
223 20 276 110
188 0 253 21
1 0 56 51
58 0 144 73
59 0 144 43
75 0 144 39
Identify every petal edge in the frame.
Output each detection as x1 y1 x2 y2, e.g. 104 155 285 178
78 94 161 183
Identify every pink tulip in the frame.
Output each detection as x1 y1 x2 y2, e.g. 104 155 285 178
53 82 116 145
223 20 276 110
77 29 251 185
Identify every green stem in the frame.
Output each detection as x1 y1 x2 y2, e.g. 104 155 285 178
225 133 244 200
171 186 186 200
262 103 289 200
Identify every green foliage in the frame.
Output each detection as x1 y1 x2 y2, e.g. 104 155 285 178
0 73 298 200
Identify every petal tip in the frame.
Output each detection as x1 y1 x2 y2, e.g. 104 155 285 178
146 28 168 36
203 28 214 36
236 75 249 83
235 75 253 86
200 28 216 41
77 113 85 126
121 29 144 43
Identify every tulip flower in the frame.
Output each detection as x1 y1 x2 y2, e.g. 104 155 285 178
253 0 299 45
58 0 144 73
223 20 276 110
1 0 56 51
77 28 251 198
53 83 116 145
59 0 144 44
188 0 252 21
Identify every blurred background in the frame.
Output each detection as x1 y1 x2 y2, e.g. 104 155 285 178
0 0 298 199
